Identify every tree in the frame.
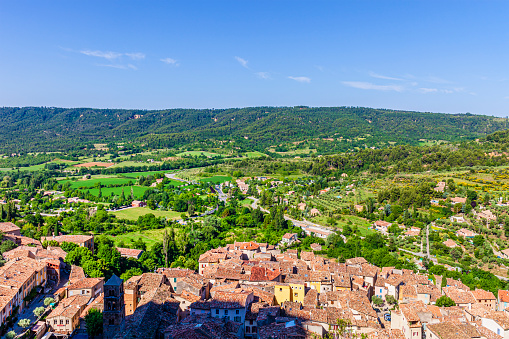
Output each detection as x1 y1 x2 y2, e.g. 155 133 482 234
60 241 78 253
386 295 398 305
450 247 463 261
436 296 456 307
33 306 45 317
120 267 143 281
372 296 384 307
18 318 31 329
85 309 103 338
44 297 55 306
0 240 17 254
5 331 16 339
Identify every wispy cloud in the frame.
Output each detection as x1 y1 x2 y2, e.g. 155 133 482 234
160 58 179 66
80 49 145 61
419 88 438 93
288 76 311 83
81 50 123 60
368 71 403 81
342 81 403 92
98 64 138 70
125 52 145 60
256 72 270 79
235 56 249 68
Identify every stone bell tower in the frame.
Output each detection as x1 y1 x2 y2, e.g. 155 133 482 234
103 274 125 339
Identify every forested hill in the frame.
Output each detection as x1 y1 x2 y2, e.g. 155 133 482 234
0 106 507 152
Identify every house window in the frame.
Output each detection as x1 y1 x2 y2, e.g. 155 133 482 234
498 329 501 335
236 310 239 314
279 288 282 292
66 320 69 324
109 319 114 325
216 309 219 315
224 310 228 315
54 320 57 325
252 327 257 333
234 316 241 322
246 327 250 333
250 320 253 325
60 320 63 325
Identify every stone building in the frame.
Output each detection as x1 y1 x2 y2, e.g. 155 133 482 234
103 274 125 339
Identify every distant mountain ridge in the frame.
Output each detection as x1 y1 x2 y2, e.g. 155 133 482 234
0 106 506 152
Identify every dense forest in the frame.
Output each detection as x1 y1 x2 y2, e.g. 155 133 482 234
0 106 507 152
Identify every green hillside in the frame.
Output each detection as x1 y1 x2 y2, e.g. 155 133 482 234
0 106 506 152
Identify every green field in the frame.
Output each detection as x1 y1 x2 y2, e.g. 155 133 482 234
244 151 268 158
111 161 162 168
111 207 182 220
60 177 135 188
108 227 184 249
120 170 174 178
86 186 149 198
241 198 253 206
199 176 232 184
177 151 223 157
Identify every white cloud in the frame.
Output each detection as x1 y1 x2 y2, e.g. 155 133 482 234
98 64 137 70
342 81 403 92
125 52 145 60
160 58 179 66
368 71 403 81
80 50 123 60
419 88 438 93
235 56 249 68
256 72 270 79
288 76 311 83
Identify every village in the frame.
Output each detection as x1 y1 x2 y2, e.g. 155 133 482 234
2 216 509 339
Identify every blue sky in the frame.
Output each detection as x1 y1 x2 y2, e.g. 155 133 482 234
1 1 508 115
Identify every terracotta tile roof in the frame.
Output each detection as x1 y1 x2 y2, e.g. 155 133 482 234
489 311 509 330
446 278 470 291
0 222 20 233
115 284 179 339
465 303 492 318
443 239 457 248
258 321 311 339
211 289 252 308
180 289 202 303
47 295 91 320
282 233 297 240
138 273 165 293
67 277 104 291
471 288 496 301
41 234 93 244
249 266 280 282
69 265 86 284
164 316 239 339
244 286 275 305
302 289 317 308
427 322 480 339
400 285 417 298
300 251 315 262
116 247 144 259
345 257 368 266
157 267 196 278
499 290 509 303
475 324 503 339
443 286 476 304
234 241 260 250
